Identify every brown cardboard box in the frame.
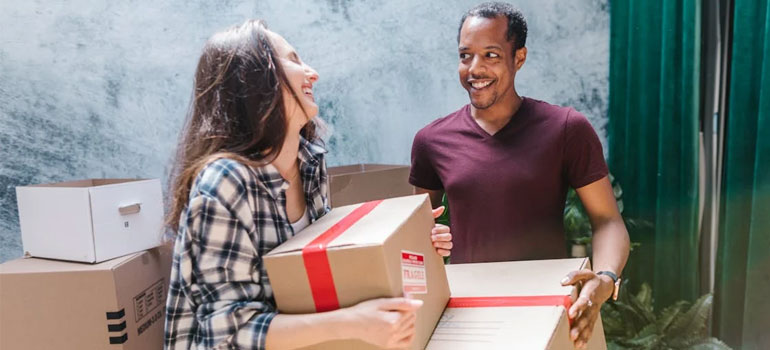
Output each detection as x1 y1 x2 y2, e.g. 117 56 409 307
328 164 414 207
426 258 607 350
264 194 450 350
0 245 173 350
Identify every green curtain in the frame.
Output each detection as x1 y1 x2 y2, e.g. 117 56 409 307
714 0 770 348
608 0 701 308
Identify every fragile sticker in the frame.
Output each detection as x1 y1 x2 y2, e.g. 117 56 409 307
401 250 427 295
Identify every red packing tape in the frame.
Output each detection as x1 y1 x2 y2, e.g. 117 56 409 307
447 295 573 310
447 295 575 325
301 200 383 312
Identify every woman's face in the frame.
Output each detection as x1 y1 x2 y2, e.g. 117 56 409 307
267 31 320 128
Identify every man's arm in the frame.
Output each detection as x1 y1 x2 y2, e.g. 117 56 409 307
414 186 444 209
578 176 630 277
561 175 630 348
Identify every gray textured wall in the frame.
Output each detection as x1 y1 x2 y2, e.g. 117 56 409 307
0 0 609 262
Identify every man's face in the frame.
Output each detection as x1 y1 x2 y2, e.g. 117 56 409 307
458 16 524 110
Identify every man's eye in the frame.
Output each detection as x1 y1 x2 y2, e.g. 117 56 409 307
459 53 470 60
487 52 500 58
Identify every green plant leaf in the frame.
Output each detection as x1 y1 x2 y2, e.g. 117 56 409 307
687 338 733 350
613 183 623 198
618 333 662 349
630 283 655 324
601 282 729 350
636 322 660 339
656 300 689 333
667 294 712 341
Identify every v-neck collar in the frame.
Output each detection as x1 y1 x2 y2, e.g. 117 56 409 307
464 97 530 139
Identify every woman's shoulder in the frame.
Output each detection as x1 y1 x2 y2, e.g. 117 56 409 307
191 157 258 200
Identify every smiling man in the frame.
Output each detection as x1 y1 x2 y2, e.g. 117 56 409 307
409 2 630 348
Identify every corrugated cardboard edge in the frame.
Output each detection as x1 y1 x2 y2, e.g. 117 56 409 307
546 308 574 349
88 190 98 263
544 257 608 350
381 195 427 296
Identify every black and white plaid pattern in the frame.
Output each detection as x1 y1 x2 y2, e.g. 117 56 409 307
164 138 329 350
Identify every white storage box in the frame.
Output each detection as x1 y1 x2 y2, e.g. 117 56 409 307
16 178 164 263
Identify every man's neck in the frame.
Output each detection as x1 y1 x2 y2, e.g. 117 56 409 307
470 93 523 135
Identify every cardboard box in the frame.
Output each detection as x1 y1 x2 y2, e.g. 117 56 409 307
426 258 607 350
264 194 450 350
16 178 164 263
328 164 414 207
0 245 173 350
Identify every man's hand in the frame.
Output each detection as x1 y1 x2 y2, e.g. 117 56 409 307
430 206 452 257
560 269 615 349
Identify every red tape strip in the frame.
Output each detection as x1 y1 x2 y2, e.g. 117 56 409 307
447 295 575 325
301 200 383 312
447 295 572 310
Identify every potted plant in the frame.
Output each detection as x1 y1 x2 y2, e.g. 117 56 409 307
563 173 646 257
601 281 731 349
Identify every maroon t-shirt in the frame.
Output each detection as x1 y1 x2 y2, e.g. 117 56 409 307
410 97 608 263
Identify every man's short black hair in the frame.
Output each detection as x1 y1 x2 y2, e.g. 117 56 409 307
458 2 528 51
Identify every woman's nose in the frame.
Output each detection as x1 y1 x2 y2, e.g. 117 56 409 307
306 65 319 83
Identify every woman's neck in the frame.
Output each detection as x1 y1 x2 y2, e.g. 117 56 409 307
272 127 302 181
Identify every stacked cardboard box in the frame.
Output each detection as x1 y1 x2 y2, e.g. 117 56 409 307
1 178 170 349
0 246 173 350
328 164 413 207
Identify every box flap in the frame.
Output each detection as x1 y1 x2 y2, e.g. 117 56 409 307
0 252 142 275
445 258 587 297
22 178 153 188
327 164 407 176
267 194 430 256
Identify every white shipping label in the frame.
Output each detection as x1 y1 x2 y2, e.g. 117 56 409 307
401 250 428 295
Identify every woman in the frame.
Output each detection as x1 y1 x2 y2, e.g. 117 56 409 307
163 19 452 350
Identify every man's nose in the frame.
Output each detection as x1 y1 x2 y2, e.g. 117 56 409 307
468 56 486 76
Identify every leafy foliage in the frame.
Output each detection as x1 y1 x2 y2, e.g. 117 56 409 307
602 282 731 350
564 173 649 249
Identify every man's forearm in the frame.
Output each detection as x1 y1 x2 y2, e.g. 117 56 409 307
590 216 630 276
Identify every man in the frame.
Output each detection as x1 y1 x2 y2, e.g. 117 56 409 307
409 2 630 348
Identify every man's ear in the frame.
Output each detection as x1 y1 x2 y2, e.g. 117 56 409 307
515 47 527 71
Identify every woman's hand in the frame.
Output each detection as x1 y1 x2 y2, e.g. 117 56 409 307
346 297 423 349
431 207 452 257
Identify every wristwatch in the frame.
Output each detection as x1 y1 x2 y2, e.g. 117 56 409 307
596 271 621 301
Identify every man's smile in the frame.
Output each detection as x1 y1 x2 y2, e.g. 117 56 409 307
468 78 495 91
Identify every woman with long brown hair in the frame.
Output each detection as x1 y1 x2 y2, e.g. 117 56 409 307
163 19 452 349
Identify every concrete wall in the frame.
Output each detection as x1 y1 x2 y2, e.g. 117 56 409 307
0 0 609 262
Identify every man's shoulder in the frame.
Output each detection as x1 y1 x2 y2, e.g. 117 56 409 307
416 104 470 139
525 97 580 122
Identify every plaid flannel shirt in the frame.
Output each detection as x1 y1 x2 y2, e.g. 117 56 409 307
164 138 329 350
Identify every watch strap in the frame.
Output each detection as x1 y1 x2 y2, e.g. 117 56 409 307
596 270 619 282
596 270 621 301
